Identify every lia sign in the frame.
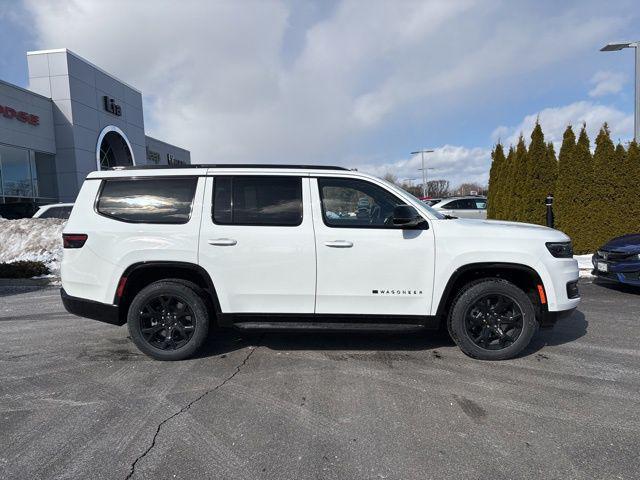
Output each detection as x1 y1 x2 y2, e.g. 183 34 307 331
0 103 40 126
103 96 122 116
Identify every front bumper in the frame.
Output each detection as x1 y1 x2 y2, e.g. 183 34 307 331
591 256 640 286
61 288 124 325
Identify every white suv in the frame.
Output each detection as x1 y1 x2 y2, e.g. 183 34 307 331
61 165 580 361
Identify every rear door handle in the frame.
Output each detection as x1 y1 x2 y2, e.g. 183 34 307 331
208 238 237 246
324 240 353 248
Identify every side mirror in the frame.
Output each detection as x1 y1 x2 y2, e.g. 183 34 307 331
392 205 426 228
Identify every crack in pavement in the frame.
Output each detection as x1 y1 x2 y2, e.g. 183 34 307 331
124 343 261 480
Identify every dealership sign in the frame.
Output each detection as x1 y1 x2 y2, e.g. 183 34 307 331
103 96 122 116
0 103 39 126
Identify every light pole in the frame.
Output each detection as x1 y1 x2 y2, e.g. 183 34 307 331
410 149 434 198
601 41 639 141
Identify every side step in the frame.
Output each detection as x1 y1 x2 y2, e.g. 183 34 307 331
232 322 427 333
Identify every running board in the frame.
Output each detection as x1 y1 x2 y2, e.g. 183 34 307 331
232 322 427 333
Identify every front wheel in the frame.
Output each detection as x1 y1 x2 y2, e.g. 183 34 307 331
127 281 210 361
448 279 538 360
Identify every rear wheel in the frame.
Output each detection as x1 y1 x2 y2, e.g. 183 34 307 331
127 281 209 360
448 279 538 360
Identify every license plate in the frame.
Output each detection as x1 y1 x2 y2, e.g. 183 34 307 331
597 262 608 273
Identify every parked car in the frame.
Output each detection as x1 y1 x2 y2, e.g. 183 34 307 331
423 198 442 207
33 203 74 220
592 234 640 286
432 196 487 219
61 164 579 361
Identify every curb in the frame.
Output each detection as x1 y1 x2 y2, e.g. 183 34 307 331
0 277 58 287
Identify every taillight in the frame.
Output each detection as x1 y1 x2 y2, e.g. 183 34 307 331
63 234 88 248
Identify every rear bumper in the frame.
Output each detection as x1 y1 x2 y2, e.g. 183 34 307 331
60 288 124 326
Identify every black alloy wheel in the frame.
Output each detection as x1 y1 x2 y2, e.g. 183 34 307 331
138 294 196 351
448 278 538 360
127 280 210 361
464 294 523 350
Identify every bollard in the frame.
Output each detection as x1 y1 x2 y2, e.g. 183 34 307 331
545 193 554 228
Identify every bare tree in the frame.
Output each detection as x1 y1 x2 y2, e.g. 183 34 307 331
426 179 450 197
382 172 399 185
456 182 488 196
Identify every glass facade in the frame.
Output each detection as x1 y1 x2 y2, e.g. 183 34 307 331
0 143 57 204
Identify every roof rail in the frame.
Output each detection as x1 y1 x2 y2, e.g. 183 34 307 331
109 164 349 171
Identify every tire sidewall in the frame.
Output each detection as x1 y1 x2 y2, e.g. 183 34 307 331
127 281 209 361
449 280 538 360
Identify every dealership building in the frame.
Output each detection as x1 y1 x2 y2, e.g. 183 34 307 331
0 48 190 217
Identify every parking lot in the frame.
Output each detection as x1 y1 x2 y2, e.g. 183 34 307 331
1 280 639 480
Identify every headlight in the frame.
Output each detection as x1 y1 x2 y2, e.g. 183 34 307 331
546 241 573 258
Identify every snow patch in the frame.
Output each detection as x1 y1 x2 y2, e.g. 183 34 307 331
0 218 66 277
574 254 594 278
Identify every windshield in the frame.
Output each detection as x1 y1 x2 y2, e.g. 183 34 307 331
377 178 447 219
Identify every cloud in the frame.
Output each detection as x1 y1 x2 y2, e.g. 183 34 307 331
21 0 631 168
355 145 492 187
589 70 626 97
363 98 633 187
492 101 633 148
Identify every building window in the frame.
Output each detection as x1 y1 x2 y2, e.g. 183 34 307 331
99 131 133 170
0 145 57 203
0 144 33 198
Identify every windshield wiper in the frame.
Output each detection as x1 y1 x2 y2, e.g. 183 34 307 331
443 214 458 219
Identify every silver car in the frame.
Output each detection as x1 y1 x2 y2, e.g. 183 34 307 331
432 196 487 219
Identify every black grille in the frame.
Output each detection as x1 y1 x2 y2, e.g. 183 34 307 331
596 250 636 262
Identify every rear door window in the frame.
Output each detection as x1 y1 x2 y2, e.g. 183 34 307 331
97 177 198 224
213 176 303 226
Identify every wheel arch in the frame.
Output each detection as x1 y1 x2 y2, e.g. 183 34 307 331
115 261 221 325
435 262 548 322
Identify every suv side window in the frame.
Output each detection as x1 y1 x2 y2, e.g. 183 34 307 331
213 176 303 226
445 199 475 210
318 177 404 228
96 177 197 224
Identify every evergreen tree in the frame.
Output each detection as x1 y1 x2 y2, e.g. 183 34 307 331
554 126 577 234
519 123 558 225
572 125 595 253
624 141 640 233
591 124 617 248
611 143 628 237
498 146 515 220
510 135 528 222
487 144 505 219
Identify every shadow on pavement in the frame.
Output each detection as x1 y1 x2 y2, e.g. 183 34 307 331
524 310 588 355
196 312 588 360
196 328 455 359
592 278 640 295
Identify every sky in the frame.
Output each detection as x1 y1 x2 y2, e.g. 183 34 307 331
0 0 638 187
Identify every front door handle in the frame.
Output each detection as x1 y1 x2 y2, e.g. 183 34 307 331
324 240 353 248
208 238 237 246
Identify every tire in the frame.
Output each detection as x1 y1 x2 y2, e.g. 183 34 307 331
447 278 538 360
127 280 210 361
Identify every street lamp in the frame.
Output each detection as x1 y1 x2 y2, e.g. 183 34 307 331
410 149 434 198
600 41 639 141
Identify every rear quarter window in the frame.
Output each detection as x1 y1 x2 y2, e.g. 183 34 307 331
96 177 198 224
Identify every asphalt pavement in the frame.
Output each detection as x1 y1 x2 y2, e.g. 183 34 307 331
0 280 639 480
